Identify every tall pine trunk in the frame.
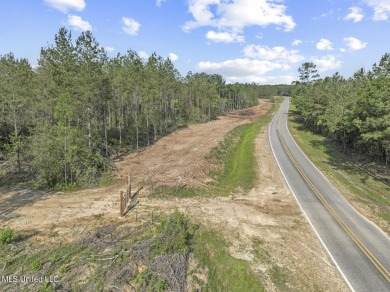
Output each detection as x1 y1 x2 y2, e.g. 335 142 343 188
88 117 92 152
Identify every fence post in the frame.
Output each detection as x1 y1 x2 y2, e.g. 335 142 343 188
120 191 124 217
128 175 132 196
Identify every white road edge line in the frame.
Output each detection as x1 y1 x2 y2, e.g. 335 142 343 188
284 99 390 241
267 99 355 292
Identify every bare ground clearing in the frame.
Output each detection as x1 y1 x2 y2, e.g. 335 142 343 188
115 100 272 188
0 101 271 231
0 100 348 290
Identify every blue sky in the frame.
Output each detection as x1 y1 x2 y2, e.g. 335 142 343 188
1 0 389 84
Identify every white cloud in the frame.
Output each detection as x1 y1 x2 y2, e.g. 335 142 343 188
316 38 333 51
168 53 179 61
67 15 92 31
197 58 290 78
44 0 85 13
292 39 302 46
218 0 296 31
320 10 334 18
228 75 295 85
344 7 364 22
364 0 390 21
196 42 303 84
105 46 115 53
183 0 220 30
255 33 263 39
312 9 335 20
206 30 244 43
156 0 166 6
138 51 149 59
243 45 304 63
197 44 304 84
314 9 335 20
122 17 140 35
183 0 296 37
343 37 367 50
311 55 342 72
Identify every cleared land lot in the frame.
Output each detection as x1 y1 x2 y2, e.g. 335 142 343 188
0 100 348 291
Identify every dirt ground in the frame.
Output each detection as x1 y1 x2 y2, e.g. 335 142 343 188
141 126 348 291
115 100 272 187
0 100 348 291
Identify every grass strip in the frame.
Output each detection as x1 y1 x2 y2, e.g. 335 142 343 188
192 228 263 292
288 103 390 232
209 100 280 195
212 102 279 193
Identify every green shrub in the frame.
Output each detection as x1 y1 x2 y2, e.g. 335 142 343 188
0 227 16 244
153 208 191 255
30 259 42 271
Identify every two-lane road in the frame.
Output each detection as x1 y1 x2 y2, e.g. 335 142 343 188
269 97 390 291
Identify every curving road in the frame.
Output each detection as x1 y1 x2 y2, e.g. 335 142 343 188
269 97 390 291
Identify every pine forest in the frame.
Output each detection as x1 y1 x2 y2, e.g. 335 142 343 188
292 58 390 167
0 28 290 188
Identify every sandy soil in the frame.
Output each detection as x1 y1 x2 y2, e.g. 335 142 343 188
115 100 271 187
140 126 348 291
0 100 348 290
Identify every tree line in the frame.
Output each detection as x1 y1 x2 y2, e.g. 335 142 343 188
0 27 290 188
292 55 390 166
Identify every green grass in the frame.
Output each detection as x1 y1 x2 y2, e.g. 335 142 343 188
192 228 263 292
288 103 390 232
0 227 16 244
149 183 199 198
212 121 259 191
211 101 280 194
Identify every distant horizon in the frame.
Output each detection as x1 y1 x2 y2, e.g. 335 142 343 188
1 0 389 84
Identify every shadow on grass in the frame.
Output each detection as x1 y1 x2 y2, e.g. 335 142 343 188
149 184 201 199
0 189 49 222
0 175 49 222
0 171 30 191
309 139 324 150
289 110 335 163
289 110 388 184
14 229 39 243
290 110 390 210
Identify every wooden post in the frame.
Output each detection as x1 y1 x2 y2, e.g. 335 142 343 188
120 191 124 217
129 176 132 196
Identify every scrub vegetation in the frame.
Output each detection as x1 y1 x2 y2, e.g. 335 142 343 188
0 210 262 291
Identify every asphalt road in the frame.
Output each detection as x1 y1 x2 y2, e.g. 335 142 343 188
269 97 390 292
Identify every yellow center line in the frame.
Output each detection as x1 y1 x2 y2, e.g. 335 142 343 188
276 115 390 283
